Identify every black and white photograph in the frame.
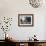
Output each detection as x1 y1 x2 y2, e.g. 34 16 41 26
18 14 34 26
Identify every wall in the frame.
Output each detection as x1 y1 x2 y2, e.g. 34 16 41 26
0 0 46 40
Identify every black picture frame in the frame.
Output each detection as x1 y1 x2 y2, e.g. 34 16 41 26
18 14 34 27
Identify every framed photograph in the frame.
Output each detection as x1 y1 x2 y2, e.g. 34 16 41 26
18 14 34 26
